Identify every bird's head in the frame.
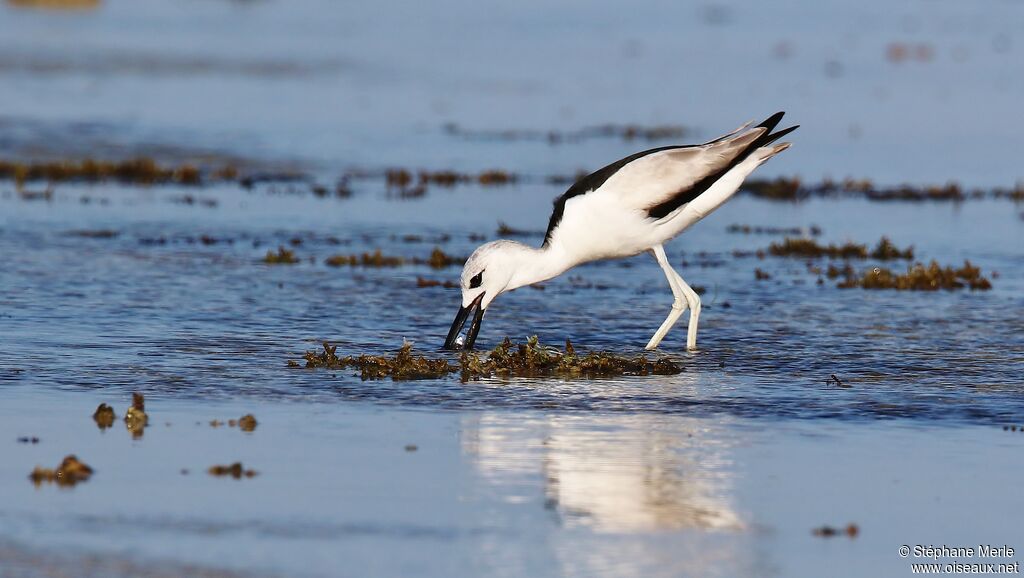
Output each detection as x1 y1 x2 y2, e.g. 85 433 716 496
443 240 526 350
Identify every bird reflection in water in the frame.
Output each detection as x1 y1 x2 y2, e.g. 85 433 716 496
462 412 744 533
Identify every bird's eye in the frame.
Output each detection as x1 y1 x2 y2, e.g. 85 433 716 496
469 271 483 289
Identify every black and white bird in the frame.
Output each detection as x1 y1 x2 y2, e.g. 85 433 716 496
444 112 797 351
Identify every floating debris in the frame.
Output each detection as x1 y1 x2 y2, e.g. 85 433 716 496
385 168 518 192
170 194 218 208
727 223 821 236
416 277 458 289
825 374 849 388
65 229 119 239
208 462 258 479
16 436 40 444
477 170 515 186
767 237 913 261
263 246 300 264
124 393 148 438
92 403 116 430
404 444 419 452
737 176 1017 202
458 337 681 382
17 184 54 201
835 261 993 291
211 414 258 432
443 122 688 144
29 455 93 488
497 221 543 237
6 0 100 10
812 524 859 538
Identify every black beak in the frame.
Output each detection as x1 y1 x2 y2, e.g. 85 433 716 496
443 292 486 350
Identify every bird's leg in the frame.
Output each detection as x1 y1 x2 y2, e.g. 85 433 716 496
668 267 702 350
645 245 687 350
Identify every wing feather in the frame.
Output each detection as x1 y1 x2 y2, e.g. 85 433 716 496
541 112 796 245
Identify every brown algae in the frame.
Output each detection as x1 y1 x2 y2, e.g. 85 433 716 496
92 403 116 430
211 415 258 431
768 237 912 260
835 260 993 291
384 168 518 192
303 342 453 380
496 222 542 237
324 247 462 268
442 122 688 144
29 455 94 488
0 157 236 187
237 414 258 432
416 277 458 289
458 337 681 381
208 463 258 479
727 223 821 236
298 338 681 381
426 247 461 268
124 392 148 437
263 246 300 264
812 524 860 538
325 250 404 267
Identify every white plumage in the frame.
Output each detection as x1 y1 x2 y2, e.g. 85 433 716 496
444 112 798 351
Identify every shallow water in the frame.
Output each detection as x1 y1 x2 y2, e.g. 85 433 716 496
2 0 1024 577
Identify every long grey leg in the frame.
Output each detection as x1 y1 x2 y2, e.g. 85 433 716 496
645 244 687 350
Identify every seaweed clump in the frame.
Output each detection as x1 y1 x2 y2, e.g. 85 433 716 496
458 337 680 382
426 247 460 269
769 238 868 259
92 403 116 430
742 176 804 200
302 341 454 380
868 237 914 260
263 246 300 264
443 122 688 144
768 237 913 261
836 261 993 291
208 463 258 479
124 393 148 438
237 414 258 432
496 222 543 237
324 247 463 268
298 338 681 382
210 414 258 431
0 157 234 187
417 277 458 289
813 524 859 538
29 455 93 487
325 250 404 267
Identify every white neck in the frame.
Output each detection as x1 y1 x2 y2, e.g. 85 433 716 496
505 242 573 291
